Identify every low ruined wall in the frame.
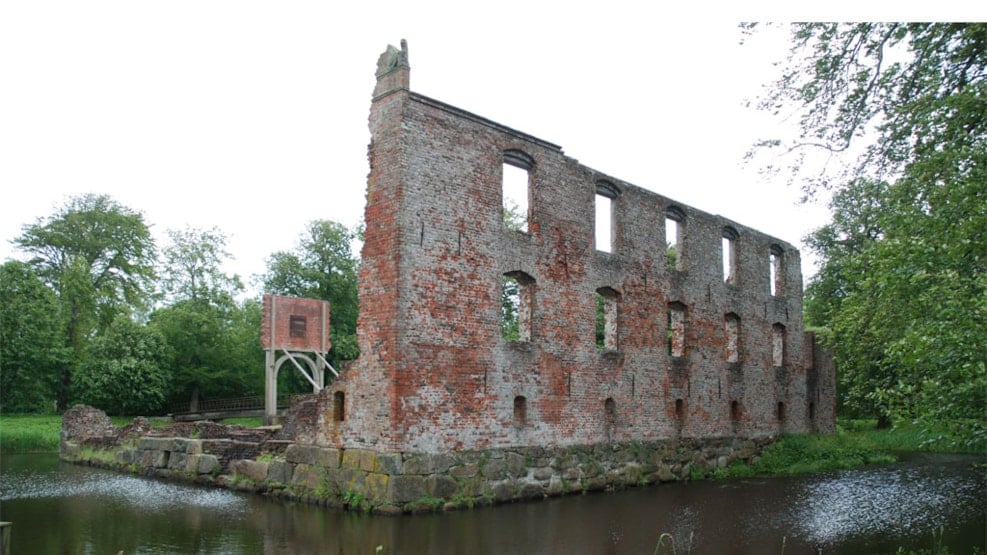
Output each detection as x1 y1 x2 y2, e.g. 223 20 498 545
61 405 772 515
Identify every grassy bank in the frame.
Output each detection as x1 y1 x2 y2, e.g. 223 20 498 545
0 415 63 453
0 414 265 454
712 420 986 479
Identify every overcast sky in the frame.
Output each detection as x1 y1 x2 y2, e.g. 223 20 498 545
1 3 971 297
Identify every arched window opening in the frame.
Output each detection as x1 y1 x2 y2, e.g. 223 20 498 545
595 181 620 253
665 206 685 271
674 398 685 419
772 323 786 367
730 400 741 421
725 313 741 363
769 245 784 297
722 227 739 284
502 271 535 342
333 391 345 422
777 401 786 422
595 287 620 350
667 302 687 357
503 150 534 233
513 395 527 427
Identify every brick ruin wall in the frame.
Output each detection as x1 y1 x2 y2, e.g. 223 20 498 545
315 44 836 454
60 44 837 513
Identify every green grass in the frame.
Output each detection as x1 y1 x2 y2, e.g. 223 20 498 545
0 414 267 454
224 417 264 427
0 414 62 453
716 419 984 479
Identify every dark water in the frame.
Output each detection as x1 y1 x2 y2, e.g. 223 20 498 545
1 453 984 554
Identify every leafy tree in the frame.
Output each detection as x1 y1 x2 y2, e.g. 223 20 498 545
151 227 256 409
158 226 243 305
260 220 360 384
0 261 67 413
14 194 156 410
749 23 986 445
73 316 168 415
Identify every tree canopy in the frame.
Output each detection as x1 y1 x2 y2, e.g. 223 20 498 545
748 23 986 446
14 193 157 410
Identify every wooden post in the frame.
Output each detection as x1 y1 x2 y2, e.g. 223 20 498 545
0 521 11 555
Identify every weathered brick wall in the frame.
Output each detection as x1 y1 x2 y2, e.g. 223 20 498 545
331 43 835 453
260 294 331 353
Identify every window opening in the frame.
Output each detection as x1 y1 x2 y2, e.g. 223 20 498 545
595 287 619 350
289 315 307 338
809 402 816 421
730 400 740 421
777 401 786 421
770 245 784 296
333 391 345 422
722 227 738 283
772 323 786 367
674 398 685 419
503 150 533 233
604 397 617 426
513 395 527 427
665 207 684 271
667 302 686 357
502 272 534 342
594 181 619 253
725 313 740 363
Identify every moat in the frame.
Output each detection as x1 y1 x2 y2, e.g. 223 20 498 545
2 453 983 554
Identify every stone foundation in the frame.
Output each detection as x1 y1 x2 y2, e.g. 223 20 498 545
61 405 772 515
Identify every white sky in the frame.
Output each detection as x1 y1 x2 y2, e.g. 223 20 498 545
1 3 973 297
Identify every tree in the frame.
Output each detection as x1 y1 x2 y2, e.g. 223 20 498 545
0 261 67 413
749 23 986 445
260 220 360 384
151 227 255 409
158 226 243 305
14 194 156 411
73 316 168 416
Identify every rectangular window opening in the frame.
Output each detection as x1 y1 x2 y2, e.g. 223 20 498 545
502 274 533 342
723 237 737 283
666 217 681 270
503 164 529 232
667 304 686 357
595 290 618 350
595 194 613 253
289 315 307 338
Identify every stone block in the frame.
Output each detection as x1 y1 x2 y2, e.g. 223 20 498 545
233 460 269 482
402 453 454 475
373 452 402 475
196 454 220 475
138 437 173 451
267 460 294 484
449 463 478 478
291 464 323 491
318 447 341 469
425 474 457 499
387 475 425 503
482 457 506 479
285 444 319 466
168 453 188 471
364 473 390 500
490 481 514 503
505 452 526 477
141 449 168 469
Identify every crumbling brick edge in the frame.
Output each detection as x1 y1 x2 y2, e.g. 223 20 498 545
60 404 775 515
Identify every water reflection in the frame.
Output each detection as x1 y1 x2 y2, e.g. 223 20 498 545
1 453 983 554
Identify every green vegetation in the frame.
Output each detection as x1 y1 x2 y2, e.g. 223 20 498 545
715 420 985 480
0 415 62 453
2 189 360 417
745 23 986 448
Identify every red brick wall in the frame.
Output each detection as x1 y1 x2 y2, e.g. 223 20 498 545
328 46 835 453
260 295 331 353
